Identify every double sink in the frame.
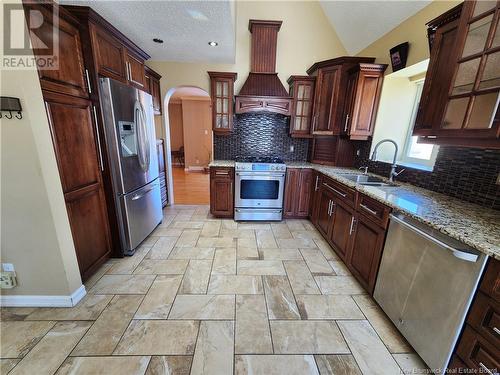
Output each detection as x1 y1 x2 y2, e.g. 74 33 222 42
337 173 397 187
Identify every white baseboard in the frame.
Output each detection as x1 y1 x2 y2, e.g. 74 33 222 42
0 285 87 307
186 166 206 172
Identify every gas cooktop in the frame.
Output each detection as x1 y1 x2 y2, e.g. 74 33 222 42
235 156 284 164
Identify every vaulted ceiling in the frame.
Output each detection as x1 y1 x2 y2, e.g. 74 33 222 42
60 0 431 62
319 0 432 55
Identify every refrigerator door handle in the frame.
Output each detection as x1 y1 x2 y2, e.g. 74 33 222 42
134 100 148 172
141 103 151 171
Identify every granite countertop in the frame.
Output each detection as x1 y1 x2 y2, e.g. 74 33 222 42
209 160 236 167
210 160 500 259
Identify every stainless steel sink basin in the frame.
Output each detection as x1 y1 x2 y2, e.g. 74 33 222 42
337 174 396 187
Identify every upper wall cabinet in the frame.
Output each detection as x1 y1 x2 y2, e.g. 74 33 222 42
145 66 162 115
341 63 387 140
208 71 237 134
64 6 150 91
287 75 315 138
415 1 500 149
125 51 146 89
307 56 376 136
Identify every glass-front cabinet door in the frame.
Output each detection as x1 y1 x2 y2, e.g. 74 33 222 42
287 75 315 138
208 72 237 134
442 0 500 140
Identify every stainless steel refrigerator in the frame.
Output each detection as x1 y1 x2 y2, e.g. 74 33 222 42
99 77 163 255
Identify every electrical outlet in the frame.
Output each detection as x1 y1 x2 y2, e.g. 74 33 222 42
289 145 294 152
0 272 17 289
496 172 500 185
2 263 14 272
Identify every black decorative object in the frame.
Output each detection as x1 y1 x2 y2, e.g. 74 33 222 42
213 113 309 162
389 42 409 72
1 97 23 119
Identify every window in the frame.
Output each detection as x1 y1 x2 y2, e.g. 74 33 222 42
399 80 439 171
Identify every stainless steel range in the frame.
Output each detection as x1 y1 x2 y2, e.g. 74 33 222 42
234 156 286 221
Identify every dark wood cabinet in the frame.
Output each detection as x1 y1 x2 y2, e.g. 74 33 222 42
316 186 336 238
414 4 462 136
208 72 237 134
329 199 355 261
307 56 376 136
43 91 111 281
341 63 387 140
210 167 234 217
347 213 386 293
157 139 167 207
311 65 340 134
310 136 356 167
309 172 390 295
145 66 162 115
125 51 146 89
25 4 89 99
89 23 127 83
26 3 112 281
415 1 500 149
449 258 500 373
63 5 151 257
287 76 315 137
283 168 313 218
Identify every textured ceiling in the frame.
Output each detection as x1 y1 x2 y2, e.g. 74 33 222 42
60 0 236 63
320 0 431 55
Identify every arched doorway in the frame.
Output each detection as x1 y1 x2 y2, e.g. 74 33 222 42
161 86 212 205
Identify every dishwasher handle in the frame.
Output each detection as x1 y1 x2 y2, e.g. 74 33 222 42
389 214 480 263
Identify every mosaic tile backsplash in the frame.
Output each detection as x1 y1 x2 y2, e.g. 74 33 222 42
213 113 310 161
354 142 500 210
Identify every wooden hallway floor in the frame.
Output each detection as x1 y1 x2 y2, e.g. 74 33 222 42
172 166 210 205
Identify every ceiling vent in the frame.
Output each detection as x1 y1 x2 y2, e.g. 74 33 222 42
235 20 292 116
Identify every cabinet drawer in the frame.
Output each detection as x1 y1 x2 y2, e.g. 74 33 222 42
480 259 500 302
210 167 234 179
456 325 500 373
321 177 356 207
357 193 391 229
447 355 468 372
467 291 500 349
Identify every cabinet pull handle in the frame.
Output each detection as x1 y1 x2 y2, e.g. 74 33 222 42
478 362 494 375
92 105 105 172
84 69 92 93
327 200 332 216
315 176 319 191
324 183 347 198
215 171 229 175
349 216 356 235
344 114 350 132
360 203 377 216
493 327 500 335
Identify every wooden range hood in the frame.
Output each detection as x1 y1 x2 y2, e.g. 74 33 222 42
235 20 292 116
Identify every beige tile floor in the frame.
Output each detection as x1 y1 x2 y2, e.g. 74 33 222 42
0 205 429 375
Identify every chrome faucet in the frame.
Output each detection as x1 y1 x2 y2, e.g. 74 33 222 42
370 139 405 183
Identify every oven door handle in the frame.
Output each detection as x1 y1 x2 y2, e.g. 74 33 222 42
236 172 285 178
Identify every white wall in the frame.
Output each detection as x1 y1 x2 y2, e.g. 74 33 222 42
370 61 428 163
1 2 83 304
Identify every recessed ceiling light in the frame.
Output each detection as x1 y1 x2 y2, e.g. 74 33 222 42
208 41 218 47
153 38 164 44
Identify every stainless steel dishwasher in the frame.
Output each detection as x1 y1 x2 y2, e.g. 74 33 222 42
374 212 488 375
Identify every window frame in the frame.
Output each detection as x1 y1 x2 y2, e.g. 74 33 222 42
400 79 439 171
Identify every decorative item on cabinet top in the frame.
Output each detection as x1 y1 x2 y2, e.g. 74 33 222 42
414 0 500 149
208 71 237 135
